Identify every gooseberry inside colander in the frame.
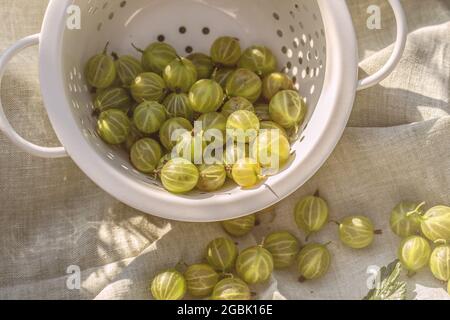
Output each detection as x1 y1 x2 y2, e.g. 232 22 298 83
0 0 407 221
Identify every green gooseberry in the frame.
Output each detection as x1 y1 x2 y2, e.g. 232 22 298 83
294 195 329 238
97 109 130 145
130 138 162 174
269 90 306 129
211 67 235 89
184 264 219 298
211 277 251 300
163 93 194 121
135 42 178 74
160 158 199 194
260 121 288 138
150 269 186 300
226 110 260 143
221 214 256 237
163 57 198 93
338 215 380 249
198 112 227 143
263 231 300 269
389 201 425 238
130 72 167 103
125 124 144 151
133 101 167 134
94 87 131 112
189 79 224 113
238 46 278 77
205 237 238 272
398 235 431 274
430 244 450 281
159 117 193 150
254 103 271 121
113 54 144 86
187 53 214 79
85 43 117 89
197 164 227 192
221 97 255 119
174 131 206 163
420 206 450 242
297 243 331 281
262 72 295 101
210 36 241 67
223 143 249 178
226 68 262 103
231 158 263 188
235 246 274 284
251 129 291 170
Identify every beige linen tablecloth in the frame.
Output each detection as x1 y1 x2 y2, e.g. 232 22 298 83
0 0 449 300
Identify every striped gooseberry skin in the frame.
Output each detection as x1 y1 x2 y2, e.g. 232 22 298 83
251 129 291 169
163 58 198 93
263 231 300 269
221 214 256 237
231 158 262 188
150 269 186 300
420 206 450 242
94 87 131 112
184 264 219 298
163 93 194 121
254 103 271 121
130 138 162 174
130 72 167 103
430 245 450 281
236 246 274 284
133 101 167 134
262 72 295 101
212 67 235 89
260 121 288 138
226 110 260 143
198 112 227 139
221 97 255 119
338 215 376 249
211 277 251 300
189 79 224 113
398 235 431 273
114 55 144 86
197 164 227 192
269 90 306 129
210 36 241 67
97 109 131 145
238 46 278 77
125 124 144 151
161 158 199 194
159 117 194 150
187 53 214 79
174 132 206 163
85 52 117 89
389 201 424 238
205 237 238 272
141 42 178 74
294 196 329 237
226 68 262 103
297 243 331 281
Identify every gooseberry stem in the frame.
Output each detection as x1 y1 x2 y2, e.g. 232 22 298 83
298 276 306 283
314 190 320 197
103 41 110 54
374 229 383 235
406 201 426 217
330 220 341 226
111 52 119 61
131 43 144 53
407 270 416 278
434 239 449 245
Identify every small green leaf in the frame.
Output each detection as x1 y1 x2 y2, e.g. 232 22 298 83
363 259 407 300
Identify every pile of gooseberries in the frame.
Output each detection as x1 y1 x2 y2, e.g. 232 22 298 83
148 195 450 300
86 36 307 194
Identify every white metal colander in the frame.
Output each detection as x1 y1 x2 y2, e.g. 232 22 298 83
0 0 407 222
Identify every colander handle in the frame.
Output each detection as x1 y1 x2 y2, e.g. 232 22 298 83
0 34 67 158
357 0 408 91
